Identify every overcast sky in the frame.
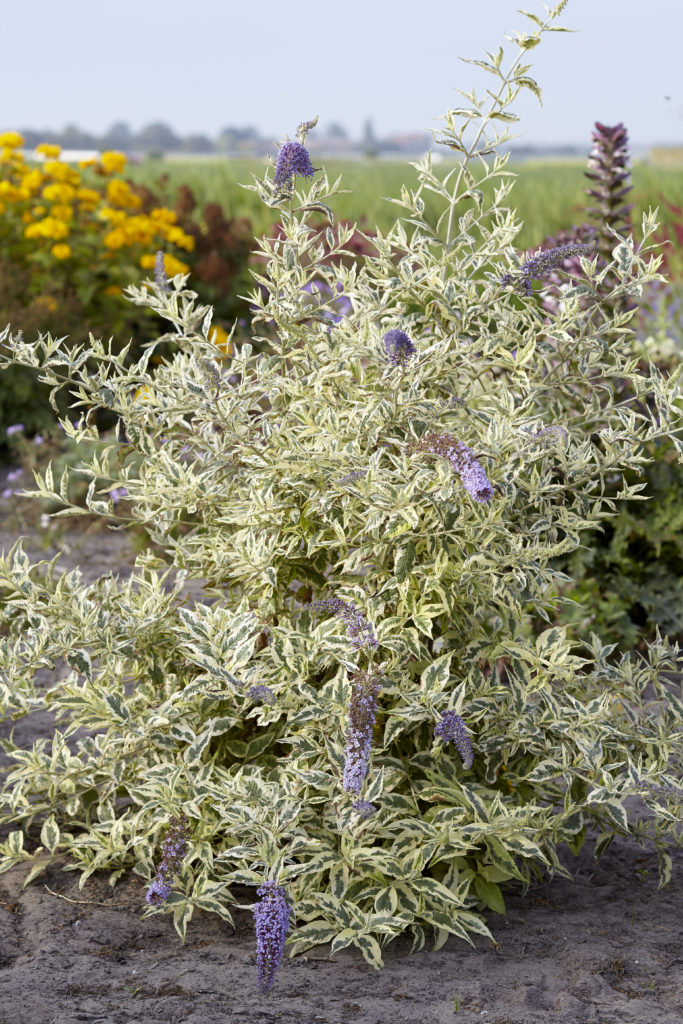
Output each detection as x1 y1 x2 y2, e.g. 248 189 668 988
4 0 683 148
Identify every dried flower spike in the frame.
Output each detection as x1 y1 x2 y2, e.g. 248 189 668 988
145 814 191 906
434 711 474 770
253 881 291 993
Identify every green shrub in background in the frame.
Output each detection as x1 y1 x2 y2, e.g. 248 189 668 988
0 1 681 992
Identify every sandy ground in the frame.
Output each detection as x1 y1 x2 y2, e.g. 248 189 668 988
0 469 681 1024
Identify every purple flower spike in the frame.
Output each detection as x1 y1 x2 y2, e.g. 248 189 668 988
343 671 382 795
312 595 378 651
274 140 317 190
434 711 473 770
502 241 596 297
154 250 170 292
145 814 191 907
253 881 291 994
383 329 416 368
412 432 493 503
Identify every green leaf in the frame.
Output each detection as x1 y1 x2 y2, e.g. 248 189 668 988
40 816 60 853
394 539 416 583
354 932 384 969
474 874 506 914
172 900 194 942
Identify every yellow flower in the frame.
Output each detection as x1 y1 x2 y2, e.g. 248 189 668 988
209 325 231 354
22 211 32 222
0 201 5 215
51 243 71 260
0 131 24 148
104 285 122 296
42 182 76 203
34 296 58 312
103 227 127 249
133 383 153 403
0 182 23 202
139 253 157 270
35 143 61 159
51 204 74 222
106 178 141 210
161 253 190 277
76 187 100 205
33 205 46 217
149 207 177 225
100 151 127 174
44 161 81 186
98 206 127 224
78 157 97 169
24 216 70 240
164 225 195 252
19 168 43 192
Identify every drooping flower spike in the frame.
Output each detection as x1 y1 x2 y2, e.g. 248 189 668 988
253 881 291 993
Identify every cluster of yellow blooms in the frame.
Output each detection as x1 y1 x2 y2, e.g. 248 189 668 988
0 131 193 274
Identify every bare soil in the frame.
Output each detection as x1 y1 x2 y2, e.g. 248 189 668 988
0 466 681 1024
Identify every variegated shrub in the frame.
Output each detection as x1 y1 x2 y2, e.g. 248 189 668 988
0 2 682 984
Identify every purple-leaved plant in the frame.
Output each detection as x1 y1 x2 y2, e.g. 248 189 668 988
434 711 474 769
253 881 291 993
411 432 493 503
145 814 191 906
342 671 382 795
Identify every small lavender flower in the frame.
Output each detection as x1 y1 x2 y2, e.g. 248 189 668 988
637 781 682 801
6 468 23 483
253 881 291 994
343 671 382 794
145 814 191 907
339 469 367 485
412 432 493 503
352 799 377 819
434 711 474 770
247 684 275 705
273 140 317 191
501 241 596 297
109 486 128 505
6 424 24 437
312 595 378 650
154 250 170 292
33 434 44 445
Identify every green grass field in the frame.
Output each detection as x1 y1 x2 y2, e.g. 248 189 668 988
125 156 683 253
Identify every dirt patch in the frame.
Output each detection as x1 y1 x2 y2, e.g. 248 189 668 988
0 468 682 1024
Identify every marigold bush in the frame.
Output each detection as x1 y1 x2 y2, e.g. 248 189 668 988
0 2 682 993
0 140 254 449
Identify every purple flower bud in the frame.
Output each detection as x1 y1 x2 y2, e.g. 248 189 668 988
109 486 128 505
33 434 44 445
6 424 24 437
352 799 377 819
145 814 191 907
6 469 23 483
434 711 473 770
253 882 291 994
383 329 416 368
273 140 317 191
343 671 382 795
247 684 275 705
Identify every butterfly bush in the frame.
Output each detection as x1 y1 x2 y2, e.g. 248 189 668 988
0 2 682 991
